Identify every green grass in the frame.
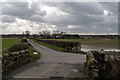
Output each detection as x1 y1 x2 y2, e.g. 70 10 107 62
2 38 40 61
41 39 118 49
32 39 86 54
29 46 40 62
2 38 21 53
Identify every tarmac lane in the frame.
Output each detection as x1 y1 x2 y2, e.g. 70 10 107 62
4 39 86 79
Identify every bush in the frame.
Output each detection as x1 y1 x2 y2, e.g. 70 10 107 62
21 37 27 42
34 38 81 51
8 43 29 52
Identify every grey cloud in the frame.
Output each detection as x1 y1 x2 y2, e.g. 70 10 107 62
43 2 118 33
2 15 16 22
1 2 118 34
101 2 118 14
2 2 46 21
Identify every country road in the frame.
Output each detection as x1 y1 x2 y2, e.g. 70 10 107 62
5 39 86 79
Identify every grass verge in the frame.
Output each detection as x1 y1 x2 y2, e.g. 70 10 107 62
29 45 40 62
32 39 86 54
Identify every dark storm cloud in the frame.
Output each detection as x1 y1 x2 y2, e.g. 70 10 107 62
1 2 118 34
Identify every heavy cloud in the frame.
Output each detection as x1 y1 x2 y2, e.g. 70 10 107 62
1 2 118 34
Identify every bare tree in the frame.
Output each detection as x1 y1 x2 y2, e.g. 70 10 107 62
38 31 43 36
41 30 51 39
25 31 30 38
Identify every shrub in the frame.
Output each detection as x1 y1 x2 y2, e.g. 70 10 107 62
8 43 29 52
34 38 81 51
21 37 27 42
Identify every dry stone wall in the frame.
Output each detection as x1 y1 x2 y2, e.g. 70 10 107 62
2 49 29 73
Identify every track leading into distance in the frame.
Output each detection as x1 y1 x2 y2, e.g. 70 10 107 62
6 39 86 79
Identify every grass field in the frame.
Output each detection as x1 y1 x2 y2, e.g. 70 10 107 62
41 39 118 49
2 38 21 52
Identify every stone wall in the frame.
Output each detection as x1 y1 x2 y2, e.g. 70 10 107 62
2 49 29 74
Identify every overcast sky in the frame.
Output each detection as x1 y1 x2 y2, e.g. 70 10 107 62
0 1 118 35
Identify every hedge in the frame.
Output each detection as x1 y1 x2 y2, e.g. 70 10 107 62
34 38 81 51
8 43 29 52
